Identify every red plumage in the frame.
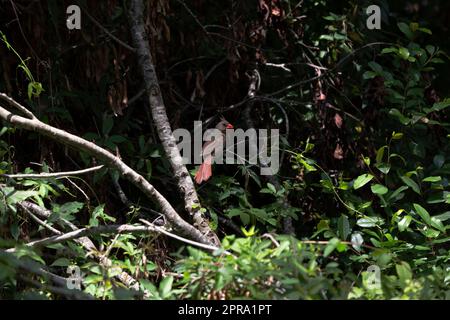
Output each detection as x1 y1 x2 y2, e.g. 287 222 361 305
195 161 212 184
194 119 233 184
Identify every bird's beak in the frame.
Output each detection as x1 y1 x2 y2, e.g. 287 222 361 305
226 123 234 129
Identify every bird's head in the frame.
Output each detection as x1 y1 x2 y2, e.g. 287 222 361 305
216 117 233 131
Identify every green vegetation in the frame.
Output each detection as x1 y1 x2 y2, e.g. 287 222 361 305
0 0 449 299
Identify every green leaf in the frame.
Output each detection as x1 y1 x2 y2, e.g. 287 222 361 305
413 203 432 226
387 186 409 202
267 183 276 194
353 174 374 189
425 100 450 113
109 135 126 144
214 272 225 291
337 215 350 240
357 216 384 228
60 201 84 215
396 262 412 284
398 215 412 232
400 176 420 194
391 132 403 140
398 23 413 40
299 157 317 172
51 258 71 267
422 176 441 183
433 154 445 168
27 83 33 100
409 22 419 32
389 109 410 125
381 47 398 54
140 280 159 299
363 71 377 80
10 222 19 240
368 61 383 73
371 184 388 195
398 47 410 60
375 162 391 174
418 27 432 35
420 227 440 238
6 190 39 205
323 238 340 257
319 34 334 41
430 217 446 233
159 276 174 299
434 211 450 222
426 45 435 55
317 219 330 231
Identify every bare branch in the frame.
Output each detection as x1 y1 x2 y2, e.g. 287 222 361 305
139 219 232 255
2 165 104 179
7 216 230 255
128 0 219 245
264 63 292 72
0 92 211 245
19 201 141 291
5 224 156 250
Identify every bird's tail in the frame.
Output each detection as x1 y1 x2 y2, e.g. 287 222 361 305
194 161 212 184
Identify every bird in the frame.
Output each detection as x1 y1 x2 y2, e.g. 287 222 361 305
194 118 233 184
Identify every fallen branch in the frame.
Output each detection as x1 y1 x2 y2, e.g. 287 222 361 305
139 219 230 254
19 201 141 291
5 224 157 250
0 92 210 245
6 214 229 255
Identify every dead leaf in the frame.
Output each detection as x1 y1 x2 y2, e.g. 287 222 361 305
334 113 343 128
271 7 281 16
333 144 344 160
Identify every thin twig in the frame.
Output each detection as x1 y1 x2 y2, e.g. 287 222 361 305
2 165 104 179
264 63 292 72
262 233 281 247
140 219 233 255
300 240 377 251
266 42 395 97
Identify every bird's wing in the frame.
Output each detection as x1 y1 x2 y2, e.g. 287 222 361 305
201 134 224 163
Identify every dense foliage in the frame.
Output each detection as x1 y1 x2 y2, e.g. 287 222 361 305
0 0 449 299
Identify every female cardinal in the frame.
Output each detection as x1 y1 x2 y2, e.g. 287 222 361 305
194 118 233 184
